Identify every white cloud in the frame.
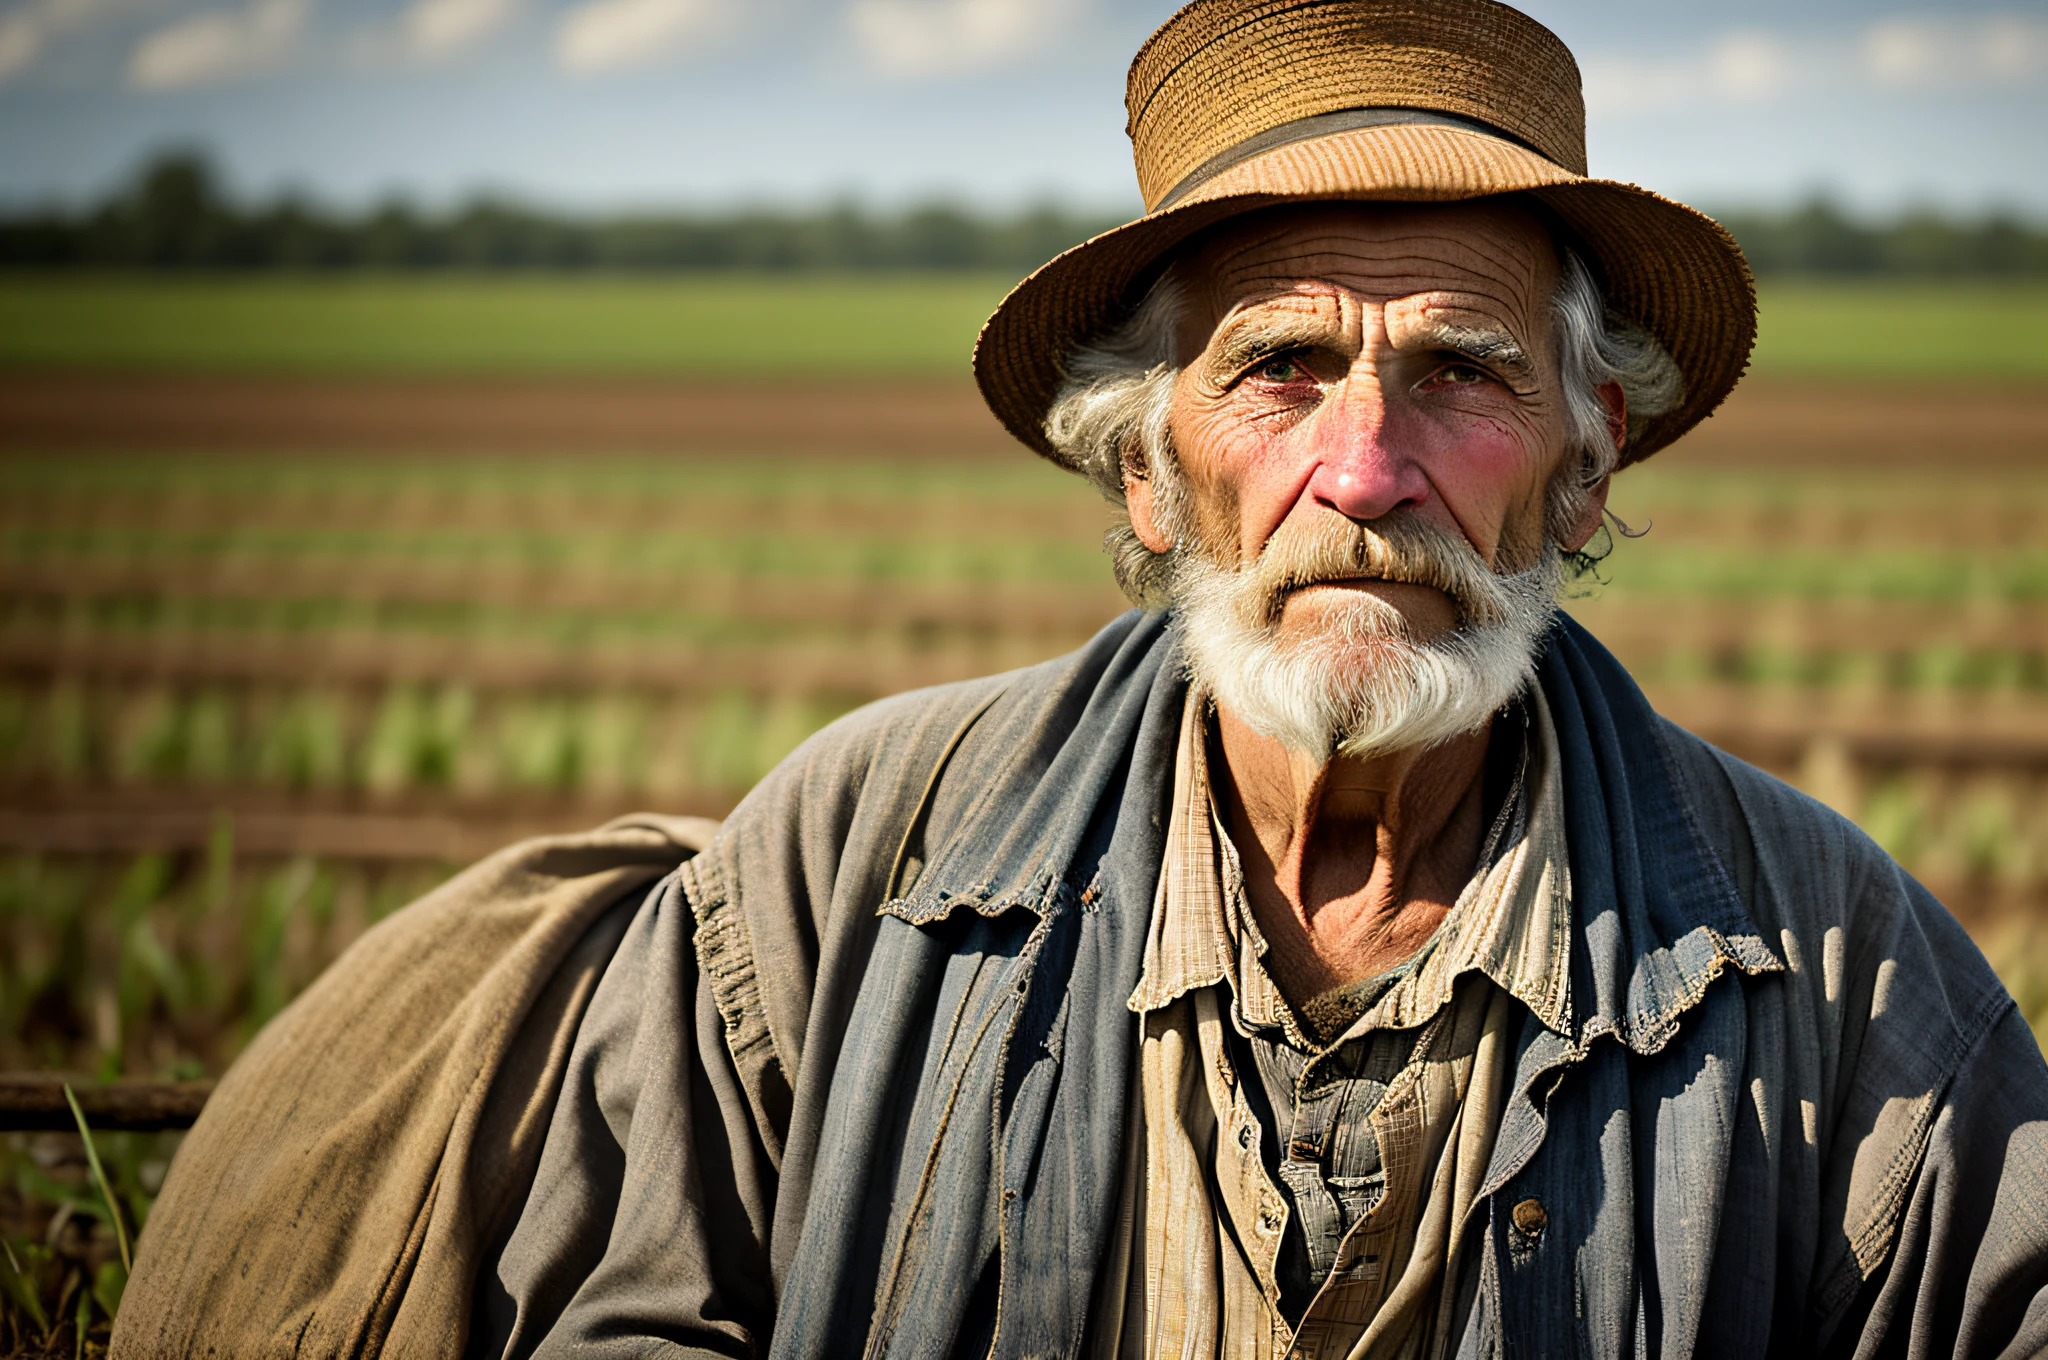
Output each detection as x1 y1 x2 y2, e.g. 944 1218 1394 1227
0 10 44 78
0 0 117 83
1584 13 2047 117
1863 20 1947 90
1978 16 2048 83
1706 32 1794 102
400 0 514 59
1864 16 2047 91
555 0 717 75
127 0 307 89
846 0 1079 80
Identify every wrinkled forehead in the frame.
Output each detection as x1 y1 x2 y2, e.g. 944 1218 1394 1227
1169 200 1562 350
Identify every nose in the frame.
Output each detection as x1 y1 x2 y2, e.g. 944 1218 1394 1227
1304 382 1432 523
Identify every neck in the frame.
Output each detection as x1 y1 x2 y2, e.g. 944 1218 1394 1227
1210 701 1494 1004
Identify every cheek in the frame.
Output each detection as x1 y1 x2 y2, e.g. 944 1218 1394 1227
1430 414 1535 491
1175 403 1316 556
1405 405 1556 553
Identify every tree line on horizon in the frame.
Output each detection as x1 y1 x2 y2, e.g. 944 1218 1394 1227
4 152 2045 277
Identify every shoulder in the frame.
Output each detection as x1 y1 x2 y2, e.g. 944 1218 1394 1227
1653 718 1896 920
1652 715 2013 1061
1649 722 2048 1341
687 669 1026 915
726 608 1166 846
694 609 1164 914
762 669 1022 803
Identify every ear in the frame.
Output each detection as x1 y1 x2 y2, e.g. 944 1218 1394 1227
1560 472 1611 553
1124 453 1175 554
1558 378 1626 553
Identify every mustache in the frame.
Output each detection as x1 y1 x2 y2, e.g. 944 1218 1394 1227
1231 510 1519 631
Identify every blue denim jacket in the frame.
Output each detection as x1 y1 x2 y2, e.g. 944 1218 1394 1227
481 611 2048 1359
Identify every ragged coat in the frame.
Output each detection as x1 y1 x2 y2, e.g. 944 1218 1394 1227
121 611 2048 1358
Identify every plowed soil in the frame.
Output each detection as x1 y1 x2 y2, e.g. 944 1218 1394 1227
0 372 1021 458
3 371 2044 466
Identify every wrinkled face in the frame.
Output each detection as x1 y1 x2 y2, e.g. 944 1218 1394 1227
1134 200 1602 649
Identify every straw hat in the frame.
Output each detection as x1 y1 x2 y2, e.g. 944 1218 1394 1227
974 0 1756 470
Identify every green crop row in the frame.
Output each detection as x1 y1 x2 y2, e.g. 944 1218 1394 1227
14 674 2048 823
1616 646 2048 695
17 530 2048 602
0 681 862 806
0 450 1094 511
1 524 1121 590
0 835 450 1076
9 457 2048 598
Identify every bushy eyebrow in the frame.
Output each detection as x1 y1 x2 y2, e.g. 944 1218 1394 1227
1202 313 1341 381
1198 305 1543 392
1406 317 1536 389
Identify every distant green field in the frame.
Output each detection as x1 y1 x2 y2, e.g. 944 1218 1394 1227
0 273 1015 377
1 272 2041 380
1747 281 2048 381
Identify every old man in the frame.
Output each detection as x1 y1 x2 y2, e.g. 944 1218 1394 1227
118 1 2048 1357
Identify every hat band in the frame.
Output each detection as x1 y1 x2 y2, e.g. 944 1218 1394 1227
1150 106 1547 213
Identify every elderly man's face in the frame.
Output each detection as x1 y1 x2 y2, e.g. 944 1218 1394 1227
1130 201 1607 647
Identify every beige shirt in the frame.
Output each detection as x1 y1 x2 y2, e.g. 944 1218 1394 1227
1093 688 1575 1360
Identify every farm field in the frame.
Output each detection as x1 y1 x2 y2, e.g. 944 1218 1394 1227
1 273 2045 1350
0 274 2042 1079
3 445 2046 1074
2 273 2045 379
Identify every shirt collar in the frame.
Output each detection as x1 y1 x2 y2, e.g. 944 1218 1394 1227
1126 684 1575 1040
1126 685 1297 1032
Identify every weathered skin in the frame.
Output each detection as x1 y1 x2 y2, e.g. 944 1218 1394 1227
1122 200 1627 1000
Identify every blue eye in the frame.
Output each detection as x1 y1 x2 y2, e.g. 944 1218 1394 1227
1257 358 1303 382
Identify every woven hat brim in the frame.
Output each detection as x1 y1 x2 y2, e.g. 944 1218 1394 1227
974 122 1757 471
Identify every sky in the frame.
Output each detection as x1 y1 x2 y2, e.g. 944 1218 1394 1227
2 0 2045 215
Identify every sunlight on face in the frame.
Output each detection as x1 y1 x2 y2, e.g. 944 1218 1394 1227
1163 201 1573 651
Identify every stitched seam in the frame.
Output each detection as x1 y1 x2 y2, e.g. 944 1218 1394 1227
1811 988 2021 1336
866 961 1027 1353
1611 927 1781 1057
1850 986 2017 1270
986 890 1066 1358
683 857 795 1173
882 688 1007 909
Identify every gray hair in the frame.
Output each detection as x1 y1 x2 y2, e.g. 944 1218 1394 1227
1043 247 1685 606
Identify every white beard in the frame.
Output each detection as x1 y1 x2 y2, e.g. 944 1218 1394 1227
1169 530 1561 761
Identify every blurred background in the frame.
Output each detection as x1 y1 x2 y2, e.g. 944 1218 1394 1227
1 0 2046 1348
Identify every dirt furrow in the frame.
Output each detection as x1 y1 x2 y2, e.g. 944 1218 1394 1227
6 373 2046 467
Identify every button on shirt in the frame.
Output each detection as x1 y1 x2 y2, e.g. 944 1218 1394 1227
1238 979 1418 1318
1091 686 1577 1360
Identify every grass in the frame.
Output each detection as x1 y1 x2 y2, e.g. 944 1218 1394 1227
1 1122 158 1356
1 273 2044 380
1747 281 2048 381
0 835 453 1076
0 272 1016 377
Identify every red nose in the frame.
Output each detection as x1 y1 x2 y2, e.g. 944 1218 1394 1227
1303 389 1432 523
